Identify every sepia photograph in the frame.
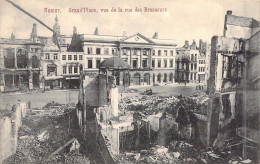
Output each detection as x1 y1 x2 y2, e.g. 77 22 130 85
0 0 259 163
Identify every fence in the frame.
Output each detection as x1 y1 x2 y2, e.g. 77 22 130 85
0 102 29 164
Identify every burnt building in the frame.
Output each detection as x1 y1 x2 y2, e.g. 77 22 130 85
207 11 260 155
0 24 43 92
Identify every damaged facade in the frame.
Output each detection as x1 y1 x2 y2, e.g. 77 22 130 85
175 39 210 86
207 10 260 157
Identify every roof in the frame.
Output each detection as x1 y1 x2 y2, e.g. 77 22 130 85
226 15 260 28
42 44 60 52
99 57 131 69
0 38 32 45
82 33 177 46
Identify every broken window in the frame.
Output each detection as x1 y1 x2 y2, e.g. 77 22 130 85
32 55 39 68
152 50 155 56
17 49 28 68
222 94 232 119
4 48 15 68
143 50 147 56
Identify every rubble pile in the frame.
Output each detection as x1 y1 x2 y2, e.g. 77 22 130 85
3 102 88 164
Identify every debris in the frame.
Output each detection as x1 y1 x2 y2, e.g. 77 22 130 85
156 146 168 154
147 156 156 163
201 158 207 163
173 152 181 159
70 139 80 152
241 159 252 163
37 130 49 142
134 153 141 160
47 138 77 160
231 161 238 164
19 135 29 139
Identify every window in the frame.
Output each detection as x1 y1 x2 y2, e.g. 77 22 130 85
122 49 127 55
53 53 58 59
152 50 155 56
63 66 66 74
134 49 138 55
104 48 109 55
170 51 173 56
191 73 193 80
69 66 72 74
96 48 101 54
152 60 155 68
96 59 101 68
158 50 161 56
194 64 197 70
195 54 197 61
88 59 93 68
45 53 50 59
68 55 72 60
143 50 147 56
62 55 66 60
170 59 173 67
79 55 83 60
164 50 167 56
158 60 161 68
164 59 167 67
74 67 78 74
191 54 194 61
74 55 77 60
87 47 93 54
133 60 137 68
112 49 115 55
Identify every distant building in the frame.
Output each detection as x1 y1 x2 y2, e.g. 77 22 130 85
81 30 177 86
175 40 200 84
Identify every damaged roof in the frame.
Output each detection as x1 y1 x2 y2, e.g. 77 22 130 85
226 15 260 28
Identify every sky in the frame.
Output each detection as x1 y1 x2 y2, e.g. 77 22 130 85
0 0 259 47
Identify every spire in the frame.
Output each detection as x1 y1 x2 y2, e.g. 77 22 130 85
53 14 60 36
94 27 99 35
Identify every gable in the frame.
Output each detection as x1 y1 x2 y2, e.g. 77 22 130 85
120 33 154 44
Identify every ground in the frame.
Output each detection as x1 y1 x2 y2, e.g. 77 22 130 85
0 84 203 110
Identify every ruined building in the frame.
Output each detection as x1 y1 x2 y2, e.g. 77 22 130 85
207 11 260 154
0 24 43 92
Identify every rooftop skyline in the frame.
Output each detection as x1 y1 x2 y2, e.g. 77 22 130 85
0 0 259 46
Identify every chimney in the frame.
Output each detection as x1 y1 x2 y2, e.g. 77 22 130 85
73 26 77 35
31 23 37 43
152 32 158 39
227 10 232 15
184 40 189 47
11 33 15 40
123 31 127 37
94 27 99 35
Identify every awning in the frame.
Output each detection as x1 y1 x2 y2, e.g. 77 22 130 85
44 76 63 80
